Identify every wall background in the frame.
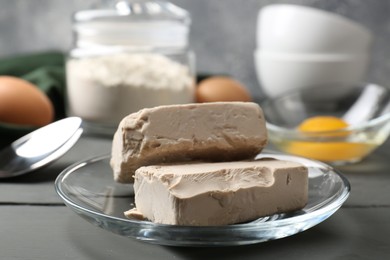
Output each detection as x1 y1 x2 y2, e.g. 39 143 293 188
0 0 389 99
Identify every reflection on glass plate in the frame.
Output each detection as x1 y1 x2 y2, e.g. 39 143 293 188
55 153 350 247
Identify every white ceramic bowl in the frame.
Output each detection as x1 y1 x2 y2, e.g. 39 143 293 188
254 50 370 99
257 4 373 54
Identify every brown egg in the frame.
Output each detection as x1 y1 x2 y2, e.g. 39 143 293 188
196 76 252 103
0 76 54 126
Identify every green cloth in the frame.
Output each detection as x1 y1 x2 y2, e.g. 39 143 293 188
0 51 66 148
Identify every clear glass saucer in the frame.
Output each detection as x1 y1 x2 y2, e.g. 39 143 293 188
55 153 350 247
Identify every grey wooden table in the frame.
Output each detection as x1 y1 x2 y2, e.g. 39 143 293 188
1 134 389 260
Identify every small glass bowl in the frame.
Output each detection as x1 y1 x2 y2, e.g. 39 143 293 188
261 83 390 165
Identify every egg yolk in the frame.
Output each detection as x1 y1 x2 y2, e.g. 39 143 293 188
286 116 368 162
298 116 349 132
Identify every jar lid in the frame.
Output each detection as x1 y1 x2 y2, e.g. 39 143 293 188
73 0 191 50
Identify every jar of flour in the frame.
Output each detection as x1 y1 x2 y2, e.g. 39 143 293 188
66 0 195 135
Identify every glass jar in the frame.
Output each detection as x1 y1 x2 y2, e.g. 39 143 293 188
66 0 195 135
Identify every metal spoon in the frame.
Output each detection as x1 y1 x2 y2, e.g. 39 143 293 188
0 117 83 178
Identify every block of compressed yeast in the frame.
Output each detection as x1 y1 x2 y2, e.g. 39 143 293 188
111 102 267 183
124 158 308 226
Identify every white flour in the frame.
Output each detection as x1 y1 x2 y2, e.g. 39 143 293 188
66 52 195 127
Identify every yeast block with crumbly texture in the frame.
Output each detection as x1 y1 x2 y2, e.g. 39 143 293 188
125 159 308 226
110 102 268 183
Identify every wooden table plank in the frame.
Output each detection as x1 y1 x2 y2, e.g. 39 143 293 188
0 135 111 204
0 206 389 260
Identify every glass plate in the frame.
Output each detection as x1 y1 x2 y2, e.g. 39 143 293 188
55 153 350 247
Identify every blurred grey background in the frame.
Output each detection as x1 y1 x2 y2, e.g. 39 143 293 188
0 0 389 99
